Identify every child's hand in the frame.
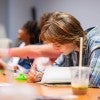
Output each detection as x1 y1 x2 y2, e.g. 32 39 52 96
27 69 43 83
27 69 37 83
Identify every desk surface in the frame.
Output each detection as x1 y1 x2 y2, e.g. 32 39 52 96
30 83 100 100
0 73 100 100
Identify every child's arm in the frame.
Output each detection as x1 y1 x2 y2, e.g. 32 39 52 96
0 44 61 59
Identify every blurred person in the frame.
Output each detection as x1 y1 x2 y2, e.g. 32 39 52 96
1 20 40 73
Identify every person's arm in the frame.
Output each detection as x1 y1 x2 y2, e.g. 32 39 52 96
0 44 61 59
87 27 100 87
0 49 9 58
89 48 100 88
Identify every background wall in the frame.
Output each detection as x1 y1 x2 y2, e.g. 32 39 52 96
0 0 8 37
0 0 100 45
8 0 35 44
35 0 100 29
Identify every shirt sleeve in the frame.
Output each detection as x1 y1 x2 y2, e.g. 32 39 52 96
87 27 100 88
89 49 100 88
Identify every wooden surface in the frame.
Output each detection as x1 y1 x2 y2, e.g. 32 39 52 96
30 83 100 100
0 72 100 100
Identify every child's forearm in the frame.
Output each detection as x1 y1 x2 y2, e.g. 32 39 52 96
0 44 61 59
8 46 43 59
0 48 10 58
0 47 29 58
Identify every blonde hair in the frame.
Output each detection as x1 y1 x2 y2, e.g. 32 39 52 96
40 12 86 47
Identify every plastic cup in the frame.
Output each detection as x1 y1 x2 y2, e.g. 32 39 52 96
70 67 90 95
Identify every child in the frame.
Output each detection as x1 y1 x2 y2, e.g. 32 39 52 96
40 12 100 88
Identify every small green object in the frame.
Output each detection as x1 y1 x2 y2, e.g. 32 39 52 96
0 70 3 73
15 73 27 80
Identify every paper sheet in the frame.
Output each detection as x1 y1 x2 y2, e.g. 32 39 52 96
41 67 71 83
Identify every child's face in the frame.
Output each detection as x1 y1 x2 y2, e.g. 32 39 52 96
17 29 30 43
52 42 77 55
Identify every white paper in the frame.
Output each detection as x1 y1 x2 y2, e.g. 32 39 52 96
41 67 71 83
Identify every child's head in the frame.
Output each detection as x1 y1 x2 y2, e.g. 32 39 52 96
18 20 40 44
40 12 86 54
39 12 53 30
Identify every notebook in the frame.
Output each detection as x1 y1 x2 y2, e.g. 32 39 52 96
41 67 71 84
